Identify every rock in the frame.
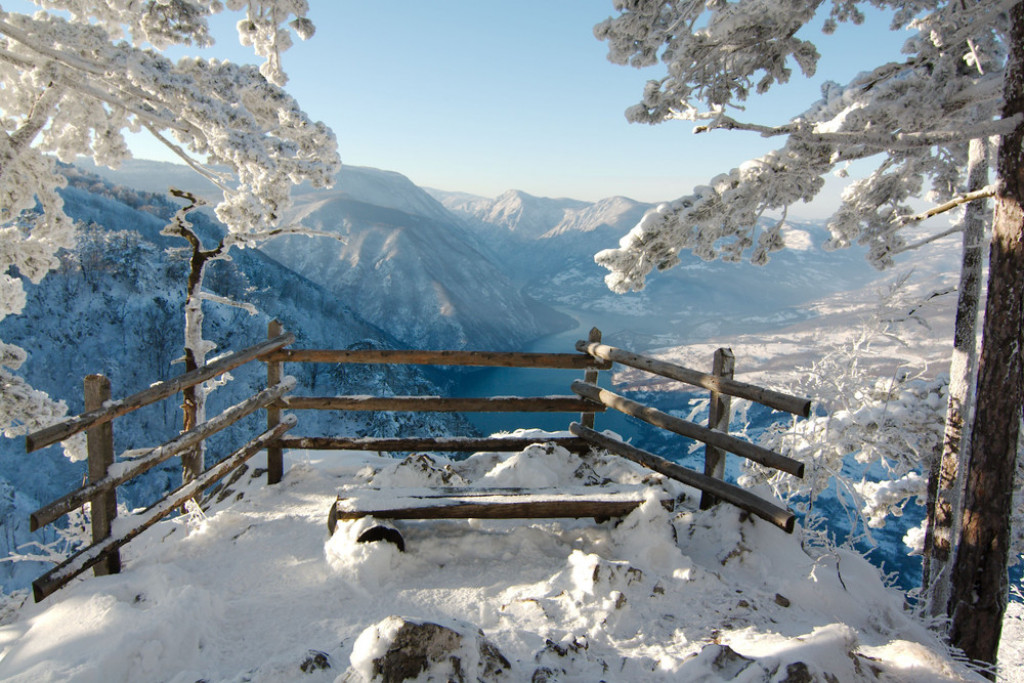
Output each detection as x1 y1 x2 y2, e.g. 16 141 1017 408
780 661 813 683
300 649 332 673
706 644 757 679
346 616 510 682
531 636 609 681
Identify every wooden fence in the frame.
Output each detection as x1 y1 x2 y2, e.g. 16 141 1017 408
23 323 811 602
24 331 297 602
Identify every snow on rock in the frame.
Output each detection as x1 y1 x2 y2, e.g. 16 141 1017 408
345 615 511 682
0 444 984 682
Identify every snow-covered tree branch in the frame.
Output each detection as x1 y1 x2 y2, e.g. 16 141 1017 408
593 0 1005 288
0 1 339 457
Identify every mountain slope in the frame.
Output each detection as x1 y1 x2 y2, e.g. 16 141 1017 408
431 187 647 242
0 446 983 681
74 159 572 349
273 178 571 349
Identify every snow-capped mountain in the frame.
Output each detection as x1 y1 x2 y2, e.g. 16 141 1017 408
432 182 881 351
271 176 570 350
293 166 457 226
431 187 649 242
77 160 572 350
451 189 590 240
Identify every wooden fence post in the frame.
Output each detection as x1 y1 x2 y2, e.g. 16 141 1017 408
580 327 602 429
266 320 284 485
84 374 120 575
700 348 735 510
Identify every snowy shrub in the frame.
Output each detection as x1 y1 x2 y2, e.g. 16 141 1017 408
741 275 948 545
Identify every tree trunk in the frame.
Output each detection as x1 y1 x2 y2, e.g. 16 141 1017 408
179 262 207 487
167 190 222 490
948 5 1024 672
922 137 987 619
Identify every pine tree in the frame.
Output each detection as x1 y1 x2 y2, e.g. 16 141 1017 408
592 0 1019 670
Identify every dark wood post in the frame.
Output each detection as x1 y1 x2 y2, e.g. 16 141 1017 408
580 327 602 429
84 374 120 576
700 348 735 510
266 320 284 485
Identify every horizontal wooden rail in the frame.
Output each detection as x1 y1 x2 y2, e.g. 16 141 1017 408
276 436 590 453
262 348 610 370
571 381 804 477
281 395 604 413
26 332 296 452
570 423 795 532
31 379 296 531
32 416 297 602
576 341 811 417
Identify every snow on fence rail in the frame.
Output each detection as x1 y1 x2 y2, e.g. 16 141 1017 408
270 325 811 533
576 340 812 417
25 332 296 453
31 418 296 603
22 322 812 602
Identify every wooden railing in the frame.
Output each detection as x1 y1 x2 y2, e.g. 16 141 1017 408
263 326 611 480
567 340 811 533
24 332 297 602
22 323 811 602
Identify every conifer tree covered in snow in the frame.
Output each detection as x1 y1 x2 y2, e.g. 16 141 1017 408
593 0 1005 283
592 0 1020 671
0 1 339 458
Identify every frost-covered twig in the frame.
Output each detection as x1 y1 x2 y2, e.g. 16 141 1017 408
745 276 947 544
593 0 1006 285
0 1 338 463
196 291 258 316
899 186 998 226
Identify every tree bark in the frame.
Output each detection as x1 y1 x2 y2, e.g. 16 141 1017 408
948 5 1024 672
180 254 207 486
922 137 987 618
167 190 224 489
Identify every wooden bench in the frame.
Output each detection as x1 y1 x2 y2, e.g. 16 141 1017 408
327 485 680 540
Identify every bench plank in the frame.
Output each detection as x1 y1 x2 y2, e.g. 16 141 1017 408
328 487 677 533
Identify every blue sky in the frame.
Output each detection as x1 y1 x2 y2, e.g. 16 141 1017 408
22 1 911 215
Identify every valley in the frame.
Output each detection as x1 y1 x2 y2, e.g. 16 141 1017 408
0 158 957 596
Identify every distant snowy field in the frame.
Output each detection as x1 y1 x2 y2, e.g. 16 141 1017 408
0 438 1002 682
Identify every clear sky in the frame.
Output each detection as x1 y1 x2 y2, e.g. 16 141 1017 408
27 1 911 216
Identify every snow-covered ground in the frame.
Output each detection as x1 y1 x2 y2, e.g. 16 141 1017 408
0 435 999 682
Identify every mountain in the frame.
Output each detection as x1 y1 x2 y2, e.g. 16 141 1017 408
293 166 457 225
71 158 887 356
432 183 882 351
430 187 650 241
454 189 590 240
272 169 572 349
73 157 224 205
76 159 573 349
0 168 474 592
